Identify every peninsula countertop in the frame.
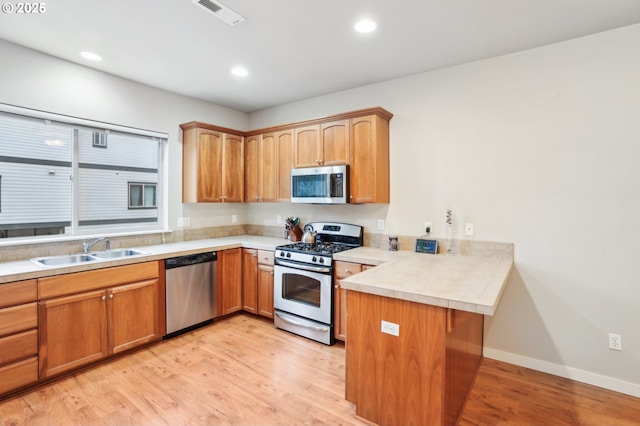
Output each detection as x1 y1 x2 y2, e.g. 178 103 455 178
334 247 513 315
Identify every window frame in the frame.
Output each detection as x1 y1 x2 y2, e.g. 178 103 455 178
0 103 169 244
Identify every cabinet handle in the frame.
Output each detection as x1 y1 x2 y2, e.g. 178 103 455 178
109 294 114 299
252 254 257 257
335 285 339 289
101 295 106 301
344 269 351 274
270 272 274 275
263 257 268 261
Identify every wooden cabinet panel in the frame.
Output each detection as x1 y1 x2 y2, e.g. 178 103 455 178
0 279 37 308
39 290 108 378
334 261 363 342
222 133 244 202
0 357 38 396
276 130 295 202
350 115 390 203
197 130 223 202
321 119 350 166
294 125 321 167
0 329 37 366
242 249 258 314
181 122 244 203
245 134 276 202
108 279 159 354
38 261 159 299
0 303 37 336
219 248 242 316
257 264 274 319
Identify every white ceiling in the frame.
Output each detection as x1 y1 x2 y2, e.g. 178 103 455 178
1 0 640 113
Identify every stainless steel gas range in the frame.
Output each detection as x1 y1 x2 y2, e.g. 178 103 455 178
273 222 363 345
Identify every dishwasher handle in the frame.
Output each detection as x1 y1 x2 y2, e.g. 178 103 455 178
165 251 217 269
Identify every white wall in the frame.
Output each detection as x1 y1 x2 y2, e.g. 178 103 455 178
0 39 249 231
249 24 640 396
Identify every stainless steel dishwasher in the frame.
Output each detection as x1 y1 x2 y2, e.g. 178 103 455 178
165 251 217 337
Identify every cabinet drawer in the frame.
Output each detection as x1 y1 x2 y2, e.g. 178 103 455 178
0 329 38 366
0 356 38 395
39 261 159 299
334 261 362 280
258 250 274 265
0 303 37 336
0 279 37 308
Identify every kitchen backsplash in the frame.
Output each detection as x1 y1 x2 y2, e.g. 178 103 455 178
0 225 513 262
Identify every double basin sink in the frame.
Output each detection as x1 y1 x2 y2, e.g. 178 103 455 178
31 249 147 268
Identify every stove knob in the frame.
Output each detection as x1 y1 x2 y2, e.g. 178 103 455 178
319 257 324 264
279 251 285 257
286 252 291 258
312 256 317 263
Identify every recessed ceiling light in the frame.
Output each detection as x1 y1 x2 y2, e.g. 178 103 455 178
354 20 377 33
79 51 103 61
231 66 249 77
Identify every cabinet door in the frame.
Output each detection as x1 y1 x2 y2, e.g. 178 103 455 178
321 119 350 166
219 248 243 315
276 130 295 202
242 249 258 314
257 264 274 319
39 290 108 378
197 130 223 202
260 133 277 202
222 134 244 202
334 261 363 341
108 279 159 355
244 135 260 202
350 115 390 203
294 125 321 167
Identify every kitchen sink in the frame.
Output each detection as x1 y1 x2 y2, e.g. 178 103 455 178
31 254 100 267
31 249 147 267
91 249 146 259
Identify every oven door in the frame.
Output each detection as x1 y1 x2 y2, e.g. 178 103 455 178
274 263 332 325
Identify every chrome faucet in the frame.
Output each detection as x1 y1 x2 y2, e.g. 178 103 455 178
82 237 110 253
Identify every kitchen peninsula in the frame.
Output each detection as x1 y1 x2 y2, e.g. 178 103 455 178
335 247 513 426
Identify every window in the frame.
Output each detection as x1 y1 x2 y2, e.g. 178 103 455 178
129 183 157 209
0 104 167 240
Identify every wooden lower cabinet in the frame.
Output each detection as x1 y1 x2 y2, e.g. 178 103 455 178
38 262 162 379
0 279 39 397
219 248 243 316
241 249 274 319
334 261 374 341
346 291 483 426
257 263 274 319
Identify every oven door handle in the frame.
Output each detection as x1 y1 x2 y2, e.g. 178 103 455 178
275 311 330 332
276 260 331 274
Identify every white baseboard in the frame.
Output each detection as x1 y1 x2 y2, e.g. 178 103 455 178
483 348 640 398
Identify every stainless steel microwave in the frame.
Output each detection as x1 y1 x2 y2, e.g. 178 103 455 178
291 165 349 204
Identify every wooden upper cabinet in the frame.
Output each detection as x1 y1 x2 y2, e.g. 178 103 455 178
294 125 321 168
321 120 350 166
350 114 390 203
245 134 277 203
276 129 294 202
181 122 244 203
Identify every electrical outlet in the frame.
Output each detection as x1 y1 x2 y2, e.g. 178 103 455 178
177 217 190 227
378 219 385 230
424 221 432 234
465 223 474 236
381 320 400 337
231 214 237 224
183 217 190 227
177 217 184 227
609 333 622 351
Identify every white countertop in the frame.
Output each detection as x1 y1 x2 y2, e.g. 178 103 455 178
334 247 513 316
0 235 287 284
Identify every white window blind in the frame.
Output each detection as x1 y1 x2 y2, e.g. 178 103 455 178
0 104 167 240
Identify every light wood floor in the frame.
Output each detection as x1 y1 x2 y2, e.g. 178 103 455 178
1 314 639 425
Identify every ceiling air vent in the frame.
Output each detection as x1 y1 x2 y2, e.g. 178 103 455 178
192 0 245 26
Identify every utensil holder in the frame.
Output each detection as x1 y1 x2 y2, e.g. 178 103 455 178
288 225 303 242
